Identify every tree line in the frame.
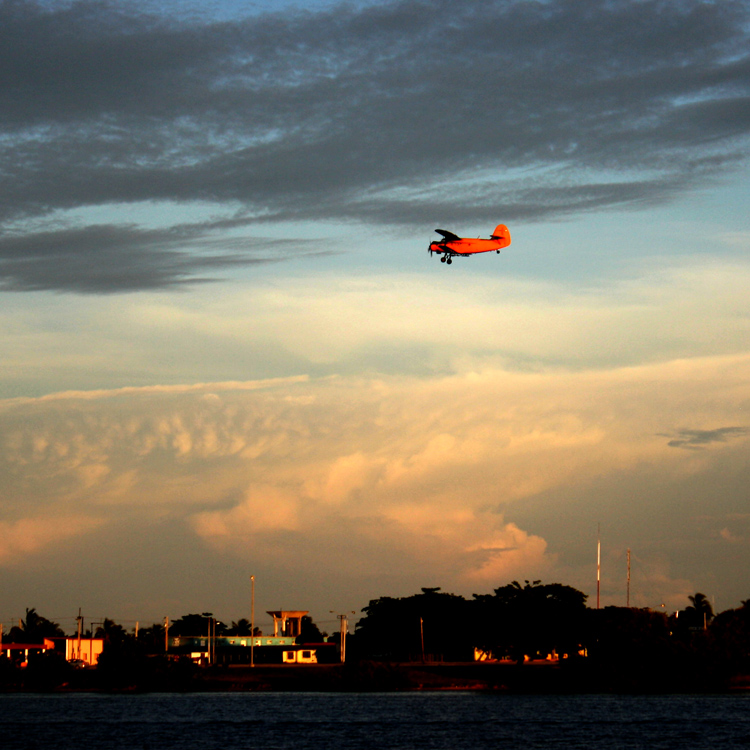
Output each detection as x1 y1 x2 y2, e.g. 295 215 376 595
3 581 750 691
2 609 325 645
353 583 738 662
352 582 750 690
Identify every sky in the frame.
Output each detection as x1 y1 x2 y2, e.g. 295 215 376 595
2 0 750 635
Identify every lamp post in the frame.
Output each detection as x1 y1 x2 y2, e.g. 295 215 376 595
250 575 255 668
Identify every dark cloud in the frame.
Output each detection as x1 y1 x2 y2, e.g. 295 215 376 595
0 220 325 293
665 427 749 450
1 0 749 291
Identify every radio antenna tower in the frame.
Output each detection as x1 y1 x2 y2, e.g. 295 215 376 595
596 524 601 610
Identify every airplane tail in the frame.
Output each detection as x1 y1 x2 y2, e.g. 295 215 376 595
491 224 511 248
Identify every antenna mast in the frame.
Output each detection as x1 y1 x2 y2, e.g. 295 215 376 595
596 524 601 610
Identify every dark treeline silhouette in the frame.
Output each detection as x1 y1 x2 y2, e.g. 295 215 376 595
352 582 750 691
354 582 590 663
2 583 750 692
4 608 65 642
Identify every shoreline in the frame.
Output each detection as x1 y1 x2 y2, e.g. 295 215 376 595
4 661 749 694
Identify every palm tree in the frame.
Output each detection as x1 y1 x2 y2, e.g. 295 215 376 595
14 608 65 642
686 592 714 629
226 618 253 636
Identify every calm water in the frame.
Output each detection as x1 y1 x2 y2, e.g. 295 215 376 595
2 692 749 749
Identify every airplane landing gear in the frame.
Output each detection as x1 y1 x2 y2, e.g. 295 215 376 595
447 257 452 264
440 256 446 263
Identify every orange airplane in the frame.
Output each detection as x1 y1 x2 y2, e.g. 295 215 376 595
428 224 511 264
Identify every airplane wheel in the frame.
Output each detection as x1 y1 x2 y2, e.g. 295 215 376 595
440 256 446 263
447 258 452 264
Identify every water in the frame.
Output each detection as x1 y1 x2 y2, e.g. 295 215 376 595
2 692 749 749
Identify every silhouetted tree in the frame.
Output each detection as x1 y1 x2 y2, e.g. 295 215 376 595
225 618 262 636
671 592 715 646
6 608 64 643
170 613 226 637
686 592 714 629
136 621 167 653
709 600 750 675
582 606 691 691
356 588 472 661
296 615 327 644
94 618 130 646
473 581 587 662
587 606 671 661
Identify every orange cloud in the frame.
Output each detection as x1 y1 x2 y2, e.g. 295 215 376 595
0 515 103 565
1 352 749 603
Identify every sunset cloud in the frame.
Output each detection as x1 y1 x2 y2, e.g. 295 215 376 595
2 347 750 614
0 515 103 565
2 0 750 625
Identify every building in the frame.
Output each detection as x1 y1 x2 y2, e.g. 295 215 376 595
267 610 308 637
0 639 55 667
63 637 104 665
0 637 103 667
168 611 338 665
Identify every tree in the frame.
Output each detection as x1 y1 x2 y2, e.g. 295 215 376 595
686 592 714 628
708 600 750 675
169 613 226 637
583 606 693 691
94 618 129 647
6 608 64 643
472 581 588 662
225 618 261 636
296 615 327 644
355 588 473 661
136 621 167 653
226 618 261 636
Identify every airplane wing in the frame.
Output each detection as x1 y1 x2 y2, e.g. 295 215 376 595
434 229 461 242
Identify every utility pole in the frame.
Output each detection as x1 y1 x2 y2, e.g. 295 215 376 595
164 616 170 653
596 525 601 610
420 617 425 663
330 611 355 663
207 616 212 666
76 608 83 660
626 548 631 608
250 575 255 668
205 615 217 666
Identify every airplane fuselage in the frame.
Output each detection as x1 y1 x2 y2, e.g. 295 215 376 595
428 224 511 263
428 237 507 255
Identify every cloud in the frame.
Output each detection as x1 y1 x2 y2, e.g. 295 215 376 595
719 527 743 544
463 524 552 584
665 426 749 449
0 222 327 293
1 0 749 291
3 255 750 401
2 350 750 609
0 515 103 565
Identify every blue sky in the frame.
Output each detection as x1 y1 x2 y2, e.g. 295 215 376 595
1 0 750 633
